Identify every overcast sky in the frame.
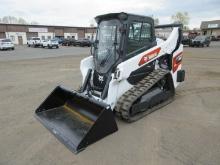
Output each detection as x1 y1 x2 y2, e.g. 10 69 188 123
0 0 220 29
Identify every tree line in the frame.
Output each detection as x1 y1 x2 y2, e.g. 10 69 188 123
1 12 190 29
0 16 39 25
153 11 190 29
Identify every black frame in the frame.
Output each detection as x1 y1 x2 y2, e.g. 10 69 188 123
95 12 156 63
123 14 156 61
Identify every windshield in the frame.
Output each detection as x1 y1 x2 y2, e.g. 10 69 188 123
94 19 121 73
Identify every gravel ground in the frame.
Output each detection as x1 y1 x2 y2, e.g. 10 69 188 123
0 42 220 165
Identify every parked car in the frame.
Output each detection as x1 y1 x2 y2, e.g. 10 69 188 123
188 32 199 40
62 38 76 46
42 39 59 49
0 38 14 50
68 38 77 46
55 38 64 44
27 37 42 47
210 35 220 41
75 38 91 47
182 36 192 46
62 38 69 46
40 39 45 47
190 35 211 47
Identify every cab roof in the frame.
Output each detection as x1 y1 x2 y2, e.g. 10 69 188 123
95 12 154 24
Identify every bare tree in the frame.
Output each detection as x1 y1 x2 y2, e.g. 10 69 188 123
30 21 39 25
171 12 190 29
148 15 159 25
89 19 96 27
0 16 39 25
2 16 18 24
154 18 159 25
18 17 28 24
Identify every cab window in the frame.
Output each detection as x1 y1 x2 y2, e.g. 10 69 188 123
127 22 152 55
140 23 152 40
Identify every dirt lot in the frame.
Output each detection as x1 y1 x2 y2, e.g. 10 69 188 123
0 43 220 165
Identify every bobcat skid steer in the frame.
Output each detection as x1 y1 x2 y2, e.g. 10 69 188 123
35 12 185 153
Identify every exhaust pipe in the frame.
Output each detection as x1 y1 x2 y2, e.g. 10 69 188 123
35 86 118 153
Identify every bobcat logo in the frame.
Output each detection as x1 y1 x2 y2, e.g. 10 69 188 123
98 75 104 83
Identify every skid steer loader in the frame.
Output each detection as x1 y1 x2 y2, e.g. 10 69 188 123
35 12 185 153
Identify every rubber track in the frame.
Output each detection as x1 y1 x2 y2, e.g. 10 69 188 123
115 68 173 122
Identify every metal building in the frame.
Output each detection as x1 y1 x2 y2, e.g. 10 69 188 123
200 20 220 37
0 23 96 45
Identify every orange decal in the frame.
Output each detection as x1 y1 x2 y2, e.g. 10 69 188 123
138 47 161 66
173 52 183 72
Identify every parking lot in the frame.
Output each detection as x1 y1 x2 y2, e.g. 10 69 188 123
0 45 90 61
0 42 220 165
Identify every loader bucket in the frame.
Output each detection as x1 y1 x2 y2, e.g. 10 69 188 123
35 86 118 153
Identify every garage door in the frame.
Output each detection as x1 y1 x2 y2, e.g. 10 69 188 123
0 32 6 38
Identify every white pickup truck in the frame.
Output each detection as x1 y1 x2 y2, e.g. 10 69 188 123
27 37 42 47
42 39 59 49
